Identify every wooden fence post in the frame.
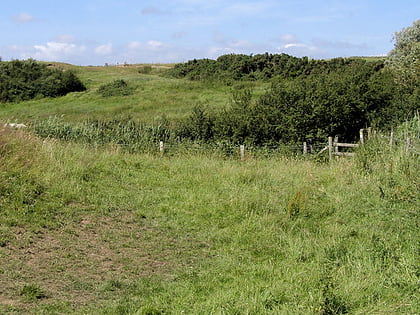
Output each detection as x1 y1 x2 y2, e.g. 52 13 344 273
303 142 308 154
389 131 394 150
159 141 164 154
334 136 339 157
359 129 364 144
328 137 333 162
240 145 245 161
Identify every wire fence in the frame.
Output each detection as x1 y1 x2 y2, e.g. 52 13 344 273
4 116 419 159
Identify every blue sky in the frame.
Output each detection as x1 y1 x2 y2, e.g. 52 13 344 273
1 0 419 65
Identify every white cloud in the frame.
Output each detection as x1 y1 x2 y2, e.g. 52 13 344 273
283 43 316 50
12 12 35 23
280 34 298 44
277 33 322 57
30 42 86 61
280 42 321 56
95 43 113 55
128 40 166 51
148 40 165 49
127 41 141 50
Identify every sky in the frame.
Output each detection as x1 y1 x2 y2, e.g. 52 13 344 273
1 0 419 65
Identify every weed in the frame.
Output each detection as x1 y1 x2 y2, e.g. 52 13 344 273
19 284 47 301
319 276 349 314
287 190 306 218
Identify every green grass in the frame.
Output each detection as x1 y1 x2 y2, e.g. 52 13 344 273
0 64 268 124
0 125 418 314
0 64 418 313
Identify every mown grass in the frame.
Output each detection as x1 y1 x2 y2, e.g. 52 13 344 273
0 124 418 314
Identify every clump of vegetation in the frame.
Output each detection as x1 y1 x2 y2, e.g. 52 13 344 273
97 79 134 97
138 65 153 74
176 60 401 145
31 116 170 153
0 59 86 102
19 284 47 301
167 53 385 82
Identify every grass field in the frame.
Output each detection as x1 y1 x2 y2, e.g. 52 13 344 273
0 64 418 314
0 64 268 124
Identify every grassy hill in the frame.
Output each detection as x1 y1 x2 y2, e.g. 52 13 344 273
0 63 267 124
0 63 418 314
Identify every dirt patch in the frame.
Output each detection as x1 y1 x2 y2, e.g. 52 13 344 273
0 210 194 311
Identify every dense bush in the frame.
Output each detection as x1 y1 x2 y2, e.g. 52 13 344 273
97 79 134 97
167 53 384 82
0 59 85 102
177 59 405 144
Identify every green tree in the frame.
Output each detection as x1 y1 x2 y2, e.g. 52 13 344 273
387 19 420 91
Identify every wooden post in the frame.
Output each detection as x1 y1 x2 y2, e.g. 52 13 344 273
240 145 245 161
328 137 333 162
303 142 308 154
359 129 364 145
367 127 372 140
334 136 339 157
159 141 164 154
389 131 394 150
406 138 412 153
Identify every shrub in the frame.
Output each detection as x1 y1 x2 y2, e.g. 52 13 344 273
97 79 134 97
0 59 86 102
138 65 153 74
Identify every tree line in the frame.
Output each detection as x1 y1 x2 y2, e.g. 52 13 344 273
168 53 383 82
173 20 419 144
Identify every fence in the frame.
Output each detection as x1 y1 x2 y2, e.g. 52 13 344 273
157 127 419 162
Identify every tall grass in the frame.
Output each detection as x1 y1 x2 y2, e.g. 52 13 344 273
30 116 323 158
0 120 418 314
31 116 171 153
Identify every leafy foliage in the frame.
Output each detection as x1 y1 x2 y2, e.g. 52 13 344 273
0 59 86 102
167 53 384 82
97 79 134 97
387 19 420 92
178 59 403 144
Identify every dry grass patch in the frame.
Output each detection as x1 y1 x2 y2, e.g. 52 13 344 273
0 210 197 312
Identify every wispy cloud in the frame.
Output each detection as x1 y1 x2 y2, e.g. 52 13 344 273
128 40 167 50
12 12 35 24
95 43 113 55
277 33 323 57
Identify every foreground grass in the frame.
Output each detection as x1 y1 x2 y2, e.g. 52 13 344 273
0 127 418 314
